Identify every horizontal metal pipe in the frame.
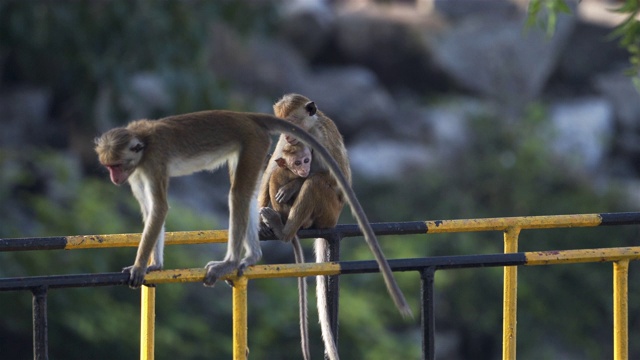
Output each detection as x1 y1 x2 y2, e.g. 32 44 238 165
3 212 640 252
525 246 640 265
0 273 129 291
2 244 640 292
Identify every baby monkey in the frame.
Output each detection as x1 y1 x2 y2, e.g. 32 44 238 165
267 142 313 218
261 141 313 360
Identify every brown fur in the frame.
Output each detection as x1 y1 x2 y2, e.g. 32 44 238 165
94 110 376 292
259 94 412 360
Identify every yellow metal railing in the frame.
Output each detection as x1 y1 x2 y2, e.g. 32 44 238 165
133 244 638 360
1 212 639 359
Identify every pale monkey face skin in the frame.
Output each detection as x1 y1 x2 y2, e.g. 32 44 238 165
95 128 145 185
277 145 312 178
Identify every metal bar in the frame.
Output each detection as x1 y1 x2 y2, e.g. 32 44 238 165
65 230 230 249
420 267 435 360
4 211 640 252
613 260 629 360
0 237 66 251
502 227 520 360
599 212 640 226
340 254 527 274
232 277 249 360
425 214 603 233
32 286 48 360
0 272 129 291
141 285 156 360
525 247 640 265
0 255 529 293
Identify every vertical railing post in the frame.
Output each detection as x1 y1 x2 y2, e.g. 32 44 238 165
503 227 520 360
32 285 49 360
141 285 156 360
232 276 249 360
420 267 436 360
613 260 629 360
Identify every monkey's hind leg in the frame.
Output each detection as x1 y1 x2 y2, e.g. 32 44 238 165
239 196 262 276
204 147 265 287
203 190 246 287
259 207 287 241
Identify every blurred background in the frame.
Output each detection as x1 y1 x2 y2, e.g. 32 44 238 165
1 0 639 359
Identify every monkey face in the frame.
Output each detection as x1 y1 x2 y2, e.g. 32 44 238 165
289 161 310 178
288 151 311 178
95 128 144 186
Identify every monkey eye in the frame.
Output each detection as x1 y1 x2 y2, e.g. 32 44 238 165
294 161 302 166
304 158 310 164
130 144 145 153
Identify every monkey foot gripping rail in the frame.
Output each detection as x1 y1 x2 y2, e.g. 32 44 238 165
1 212 639 360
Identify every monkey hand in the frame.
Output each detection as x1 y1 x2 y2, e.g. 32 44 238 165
259 220 275 239
276 178 304 204
203 260 238 287
122 263 162 289
122 264 147 289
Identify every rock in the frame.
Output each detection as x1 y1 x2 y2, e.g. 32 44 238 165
208 22 308 97
119 73 172 120
595 71 640 174
420 97 495 154
432 11 574 109
434 0 519 21
298 66 398 137
549 97 614 171
208 22 402 140
595 71 640 130
554 21 628 86
328 5 450 93
277 0 335 60
348 138 435 179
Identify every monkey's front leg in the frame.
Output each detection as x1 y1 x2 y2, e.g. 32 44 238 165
125 193 168 289
123 224 166 287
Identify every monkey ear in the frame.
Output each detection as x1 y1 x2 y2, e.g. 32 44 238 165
130 143 145 153
275 158 287 168
304 101 317 116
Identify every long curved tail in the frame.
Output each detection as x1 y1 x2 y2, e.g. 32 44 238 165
262 115 412 318
292 237 311 360
315 238 340 360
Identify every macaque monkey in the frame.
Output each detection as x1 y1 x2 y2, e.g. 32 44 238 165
93 108 410 330
258 94 412 360
261 141 313 360
269 142 312 216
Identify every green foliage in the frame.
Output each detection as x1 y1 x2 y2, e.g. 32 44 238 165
354 102 637 359
526 0 572 37
0 1 276 125
527 0 640 90
0 147 238 359
609 1 640 83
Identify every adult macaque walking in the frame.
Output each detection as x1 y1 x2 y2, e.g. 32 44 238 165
258 94 412 360
94 108 410 330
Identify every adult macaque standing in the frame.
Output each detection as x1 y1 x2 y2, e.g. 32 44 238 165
94 108 410 329
258 94 411 360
